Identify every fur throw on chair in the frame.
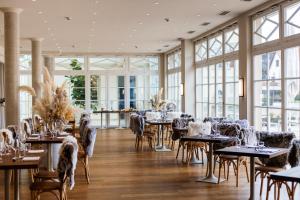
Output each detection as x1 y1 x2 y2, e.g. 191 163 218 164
21 120 32 137
82 127 97 157
58 136 78 190
288 139 300 167
7 125 19 139
256 131 295 167
188 121 211 136
0 129 14 145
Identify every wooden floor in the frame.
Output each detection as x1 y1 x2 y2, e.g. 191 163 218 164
0 129 299 200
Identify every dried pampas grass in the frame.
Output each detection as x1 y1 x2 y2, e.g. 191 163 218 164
33 66 74 125
19 85 36 96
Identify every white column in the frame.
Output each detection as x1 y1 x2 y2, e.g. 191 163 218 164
31 38 43 103
181 39 195 116
0 8 22 126
238 14 252 123
159 53 165 98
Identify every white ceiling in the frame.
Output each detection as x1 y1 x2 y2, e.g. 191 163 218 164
0 0 268 54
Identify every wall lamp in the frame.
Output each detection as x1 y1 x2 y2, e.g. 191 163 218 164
239 78 245 97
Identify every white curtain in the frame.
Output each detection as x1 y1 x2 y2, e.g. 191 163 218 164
0 62 5 128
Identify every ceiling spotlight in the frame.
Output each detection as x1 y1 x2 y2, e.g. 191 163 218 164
43 20 48 24
139 22 143 25
132 29 137 32
32 0 37 2
164 18 170 22
154 2 159 5
37 11 43 14
47 27 51 31
64 16 72 21
197 14 201 17
157 49 162 51
163 45 169 48
93 12 97 15
134 45 138 49
146 13 150 16
213 3 217 6
95 0 99 4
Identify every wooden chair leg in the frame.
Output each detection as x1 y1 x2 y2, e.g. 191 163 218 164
176 143 181 159
236 161 239 187
266 177 271 200
260 172 265 196
84 156 90 184
218 158 224 184
244 161 250 182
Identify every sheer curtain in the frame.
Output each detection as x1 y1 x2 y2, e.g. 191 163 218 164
0 62 4 128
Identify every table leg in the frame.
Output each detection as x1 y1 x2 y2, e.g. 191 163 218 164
116 112 124 129
249 157 255 200
156 125 160 146
190 148 204 164
100 113 103 129
47 144 52 171
4 170 10 200
155 125 171 152
196 142 223 183
13 169 20 200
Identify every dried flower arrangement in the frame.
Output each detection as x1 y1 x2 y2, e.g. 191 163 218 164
33 67 74 129
149 88 166 111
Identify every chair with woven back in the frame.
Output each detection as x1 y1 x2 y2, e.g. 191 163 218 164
254 131 295 197
78 126 97 184
214 122 250 187
265 139 300 200
31 136 78 200
172 116 194 162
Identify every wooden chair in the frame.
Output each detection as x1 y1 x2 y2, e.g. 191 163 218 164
255 131 295 197
213 123 249 187
31 138 78 200
266 139 300 200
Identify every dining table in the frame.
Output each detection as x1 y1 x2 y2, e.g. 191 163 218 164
0 150 45 200
26 133 68 171
145 119 173 152
180 134 236 183
215 146 290 200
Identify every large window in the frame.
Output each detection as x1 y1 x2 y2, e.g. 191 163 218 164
195 26 239 120
285 46 300 136
284 1 300 37
252 3 300 136
253 51 282 131
225 60 239 120
167 50 181 111
253 10 279 45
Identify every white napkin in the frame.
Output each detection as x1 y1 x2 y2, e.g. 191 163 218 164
59 132 69 136
28 149 44 154
23 156 40 161
31 134 40 137
27 137 39 140
57 137 66 139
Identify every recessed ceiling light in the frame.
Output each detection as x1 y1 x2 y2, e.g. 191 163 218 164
43 20 48 24
139 22 143 25
213 3 217 6
132 29 137 32
157 49 162 51
146 13 150 16
64 16 72 21
164 45 169 48
95 0 99 3
93 12 97 15
164 18 170 22
37 11 43 14
201 22 211 26
219 11 231 16
32 0 37 2
134 45 138 49
154 2 159 5
187 30 195 34
197 14 201 17
47 28 51 31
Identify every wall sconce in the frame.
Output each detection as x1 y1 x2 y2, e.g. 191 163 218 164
180 83 184 96
239 78 245 97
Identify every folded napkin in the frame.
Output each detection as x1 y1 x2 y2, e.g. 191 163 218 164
27 137 39 140
23 156 40 161
57 136 66 139
28 149 44 154
31 134 40 137
258 148 279 153
246 145 258 148
59 132 69 136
